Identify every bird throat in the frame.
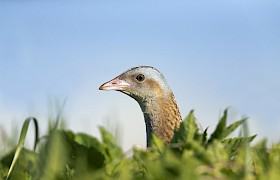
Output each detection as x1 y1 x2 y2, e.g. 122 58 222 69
143 113 153 147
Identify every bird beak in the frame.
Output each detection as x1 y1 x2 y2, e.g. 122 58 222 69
99 77 131 91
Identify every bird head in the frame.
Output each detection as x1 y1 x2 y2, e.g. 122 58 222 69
99 66 172 106
99 66 182 147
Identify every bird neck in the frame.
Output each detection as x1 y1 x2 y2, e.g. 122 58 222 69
139 92 182 147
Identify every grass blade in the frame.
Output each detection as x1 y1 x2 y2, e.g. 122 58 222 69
6 117 39 179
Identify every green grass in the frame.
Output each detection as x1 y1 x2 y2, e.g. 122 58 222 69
1 109 280 179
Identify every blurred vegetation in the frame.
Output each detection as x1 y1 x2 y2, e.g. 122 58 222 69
1 109 280 179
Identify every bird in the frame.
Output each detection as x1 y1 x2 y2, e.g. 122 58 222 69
99 66 182 147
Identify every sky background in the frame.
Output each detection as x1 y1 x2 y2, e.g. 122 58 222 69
0 0 280 150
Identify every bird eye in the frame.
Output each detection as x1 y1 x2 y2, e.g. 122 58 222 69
136 74 145 82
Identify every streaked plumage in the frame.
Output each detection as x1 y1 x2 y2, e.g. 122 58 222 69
99 66 182 147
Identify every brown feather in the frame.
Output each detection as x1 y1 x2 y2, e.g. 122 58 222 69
144 92 182 143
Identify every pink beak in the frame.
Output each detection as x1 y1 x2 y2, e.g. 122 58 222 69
99 77 130 91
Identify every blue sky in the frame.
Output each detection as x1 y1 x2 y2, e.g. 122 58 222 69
0 0 280 150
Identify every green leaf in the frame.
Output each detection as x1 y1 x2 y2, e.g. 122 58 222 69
202 127 209 144
171 110 199 144
72 132 106 170
185 110 198 142
208 109 228 143
74 133 101 149
223 118 246 138
150 134 165 153
222 135 257 155
99 127 123 163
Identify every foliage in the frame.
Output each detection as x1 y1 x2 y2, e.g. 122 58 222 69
1 109 280 179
